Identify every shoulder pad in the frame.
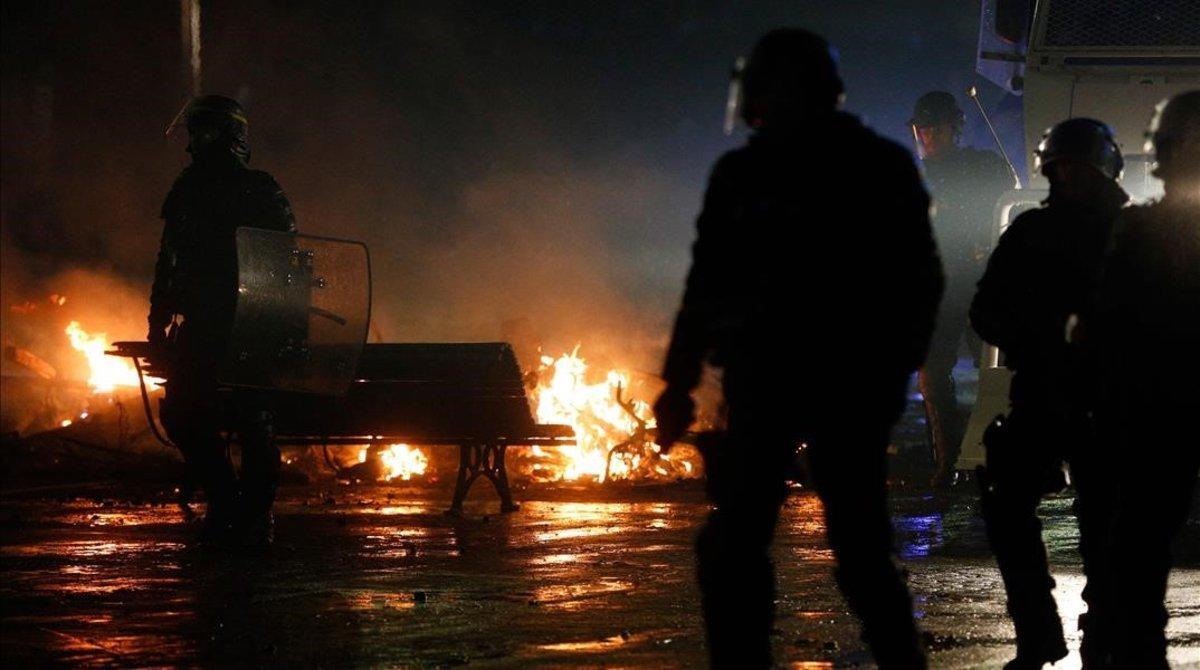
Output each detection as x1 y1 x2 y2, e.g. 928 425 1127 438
874 134 919 168
1004 207 1053 236
239 169 284 195
160 167 197 219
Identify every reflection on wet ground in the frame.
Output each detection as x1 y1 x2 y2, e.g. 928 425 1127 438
3 485 1199 668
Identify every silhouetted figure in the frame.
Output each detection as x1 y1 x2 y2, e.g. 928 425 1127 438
1096 90 1200 670
149 95 297 545
971 118 1128 670
910 91 1013 487
654 29 943 669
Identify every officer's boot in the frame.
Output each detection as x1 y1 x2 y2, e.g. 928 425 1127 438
836 556 926 669
695 509 776 669
177 435 237 544
236 412 280 547
1074 485 1115 670
1078 613 1111 670
980 475 1067 669
1004 597 1067 670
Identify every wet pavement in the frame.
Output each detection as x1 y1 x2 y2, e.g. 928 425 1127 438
3 483 1199 668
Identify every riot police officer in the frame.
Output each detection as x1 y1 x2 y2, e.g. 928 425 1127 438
910 91 1013 487
1097 90 1200 670
970 118 1128 669
149 95 297 545
655 28 943 669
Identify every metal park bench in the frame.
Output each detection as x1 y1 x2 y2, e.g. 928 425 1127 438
271 342 575 513
109 228 575 514
110 340 575 514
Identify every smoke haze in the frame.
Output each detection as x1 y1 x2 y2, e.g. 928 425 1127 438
2 1 1001 376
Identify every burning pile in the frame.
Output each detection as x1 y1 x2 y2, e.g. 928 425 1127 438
64 321 143 392
7 291 700 485
5 293 146 395
521 348 701 483
344 347 702 486
2 293 154 434
367 443 430 481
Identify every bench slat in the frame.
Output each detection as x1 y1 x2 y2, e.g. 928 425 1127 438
270 342 571 445
355 343 524 382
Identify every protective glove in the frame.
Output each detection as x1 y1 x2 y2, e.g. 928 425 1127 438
147 322 169 364
652 386 695 453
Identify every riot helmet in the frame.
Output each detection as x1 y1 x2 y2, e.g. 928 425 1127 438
166 95 250 162
1145 90 1200 182
909 91 964 159
909 91 965 131
728 28 844 133
1034 118 1124 181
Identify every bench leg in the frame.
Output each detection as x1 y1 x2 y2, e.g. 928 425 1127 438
447 442 519 515
491 444 519 513
449 443 474 516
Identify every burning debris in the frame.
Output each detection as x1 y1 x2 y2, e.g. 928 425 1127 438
4 289 699 490
321 443 433 483
9 294 68 315
521 348 701 484
318 347 702 488
5 345 57 381
2 295 152 435
64 321 146 393
376 444 430 481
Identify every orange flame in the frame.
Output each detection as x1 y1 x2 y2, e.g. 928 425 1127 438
64 321 142 392
529 348 698 483
358 443 430 481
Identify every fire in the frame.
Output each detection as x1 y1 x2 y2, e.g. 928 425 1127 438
529 348 699 483
64 321 142 392
358 443 430 481
10 293 66 315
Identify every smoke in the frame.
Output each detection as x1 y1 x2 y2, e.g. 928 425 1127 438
1 3 705 380
2 1 987 381
0 260 150 382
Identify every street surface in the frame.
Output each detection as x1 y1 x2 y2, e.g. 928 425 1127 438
3 481 1199 668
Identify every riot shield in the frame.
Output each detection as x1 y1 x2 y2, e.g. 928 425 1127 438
221 228 370 395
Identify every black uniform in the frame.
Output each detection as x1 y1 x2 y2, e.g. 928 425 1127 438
969 180 1127 664
920 147 1011 476
1096 197 1200 669
663 112 943 668
150 149 296 536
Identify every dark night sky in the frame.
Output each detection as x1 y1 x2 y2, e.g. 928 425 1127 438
2 1 1010 369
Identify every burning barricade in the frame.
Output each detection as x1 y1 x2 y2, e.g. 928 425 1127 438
4 290 701 493
2 293 152 437
519 348 701 484
322 346 703 488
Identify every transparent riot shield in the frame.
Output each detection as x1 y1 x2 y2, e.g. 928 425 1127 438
221 228 370 395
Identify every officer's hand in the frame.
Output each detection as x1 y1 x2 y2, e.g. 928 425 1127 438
653 386 695 453
1065 313 1085 344
147 325 168 363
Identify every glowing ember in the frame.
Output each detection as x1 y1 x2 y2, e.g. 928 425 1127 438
529 348 699 483
10 293 66 315
358 443 430 481
64 321 142 392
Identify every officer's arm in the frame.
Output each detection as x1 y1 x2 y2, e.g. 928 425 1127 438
970 221 1023 348
969 220 1053 362
248 172 298 233
147 220 177 341
661 156 736 392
